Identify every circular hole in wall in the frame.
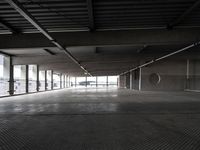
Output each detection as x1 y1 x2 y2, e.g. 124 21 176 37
149 73 161 85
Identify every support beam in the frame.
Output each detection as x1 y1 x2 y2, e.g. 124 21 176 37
63 75 65 88
9 57 14 95
60 73 62 89
96 76 98 87
130 71 132 90
106 76 108 87
139 68 142 91
186 59 190 90
5 0 91 76
124 75 126 88
85 76 87 87
69 76 71 87
25 65 29 93
51 70 53 90
0 18 19 34
168 0 200 28
43 49 56 55
44 70 47 90
86 0 95 31
36 65 39 92
1 29 200 49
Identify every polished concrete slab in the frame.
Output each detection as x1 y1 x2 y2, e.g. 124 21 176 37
0 88 200 149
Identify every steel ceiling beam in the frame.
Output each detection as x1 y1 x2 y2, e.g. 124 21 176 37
0 18 18 34
168 0 200 28
86 0 95 31
43 48 56 55
5 0 91 76
1 28 199 49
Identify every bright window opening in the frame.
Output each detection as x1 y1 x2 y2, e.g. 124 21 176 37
97 76 107 87
39 70 45 91
28 65 37 93
14 65 26 94
69 76 119 88
46 70 52 90
53 73 60 89
0 55 10 96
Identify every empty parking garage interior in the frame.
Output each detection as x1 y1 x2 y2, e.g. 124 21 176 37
1 0 200 150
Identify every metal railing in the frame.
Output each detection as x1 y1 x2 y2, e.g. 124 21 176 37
0 78 9 96
14 79 26 94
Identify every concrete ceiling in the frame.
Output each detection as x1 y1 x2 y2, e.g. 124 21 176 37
1 0 200 76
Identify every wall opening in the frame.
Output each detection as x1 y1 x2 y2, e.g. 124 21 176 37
69 76 119 88
53 73 61 89
39 70 45 91
14 65 26 94
28 65 37 93
0 55 10 96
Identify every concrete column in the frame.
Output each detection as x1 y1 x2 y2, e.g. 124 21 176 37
25 65 29 93
119 75 122 88
130 71 133 90
51 70 53 90
68 76 70 87
85 76 87 87
67 76 69 88
96 76 98 87
75 77 77 87
63 75 65 88
106 76 108 87
60 73 62 89
117 77 119 87
44 70 47 90
69 76 71 87
186 59 190 89
66 75 68 88
124 75 126 88
36 65 39 92
9 57 14 95
139 68 142 91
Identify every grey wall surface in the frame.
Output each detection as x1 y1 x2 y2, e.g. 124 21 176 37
119 58 200 91
119 60 189 91
141 60 187 91
188 60 200 90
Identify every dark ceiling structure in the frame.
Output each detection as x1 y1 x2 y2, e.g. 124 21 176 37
1 0 200 76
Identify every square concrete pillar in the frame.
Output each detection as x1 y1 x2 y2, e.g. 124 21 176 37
25 65 29 93
9 57 14 95
139 68 142 91
130 71 133 90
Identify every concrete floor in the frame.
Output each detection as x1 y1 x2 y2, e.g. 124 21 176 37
0 88 200 149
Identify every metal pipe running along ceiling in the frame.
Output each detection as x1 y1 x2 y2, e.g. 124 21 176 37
5 0 92 76
119 41 200 76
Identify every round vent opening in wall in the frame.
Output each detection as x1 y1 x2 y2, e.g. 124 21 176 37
149 73 161 85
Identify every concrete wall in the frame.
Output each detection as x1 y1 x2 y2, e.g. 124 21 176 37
119 60 189 91
141 60 187 91
188 60 200 90
118 58 200 92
